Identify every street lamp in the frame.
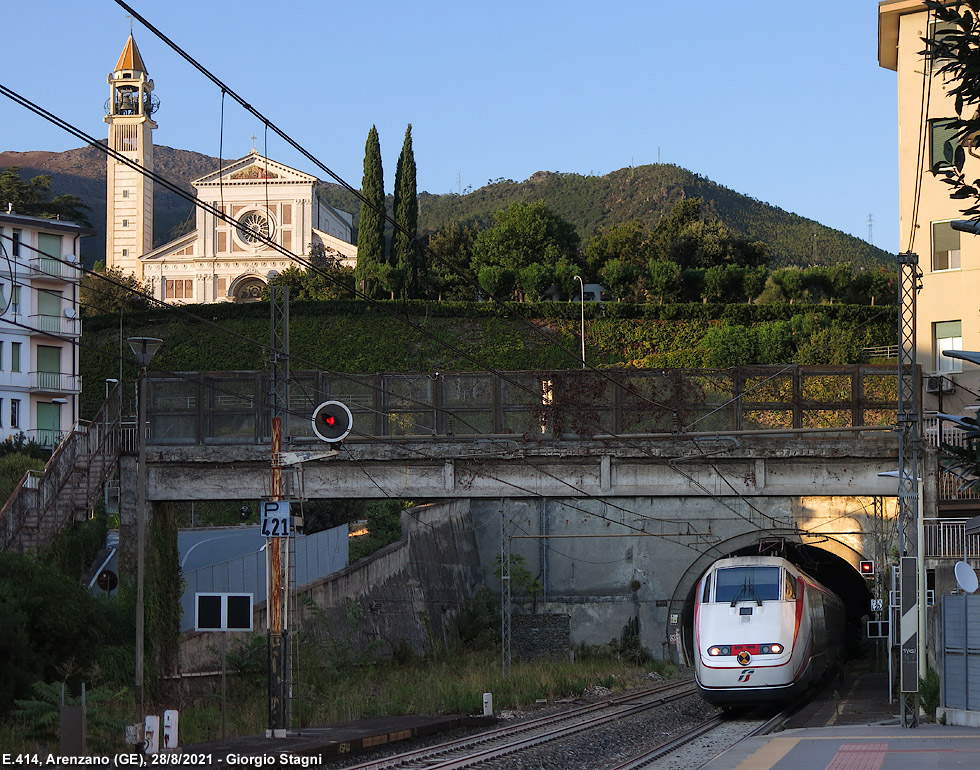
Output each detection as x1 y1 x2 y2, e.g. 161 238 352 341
573 275 585 369
127 337 162 722
105 378 119 399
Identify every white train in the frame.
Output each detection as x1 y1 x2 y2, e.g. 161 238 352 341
693 555 846 705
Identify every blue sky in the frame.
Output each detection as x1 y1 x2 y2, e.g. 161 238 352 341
1 1 900 254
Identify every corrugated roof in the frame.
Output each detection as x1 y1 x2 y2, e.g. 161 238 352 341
114 34 147 74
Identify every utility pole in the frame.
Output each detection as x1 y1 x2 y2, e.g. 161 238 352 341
267 286 289 738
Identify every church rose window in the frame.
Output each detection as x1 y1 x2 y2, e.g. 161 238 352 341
236 211 274 246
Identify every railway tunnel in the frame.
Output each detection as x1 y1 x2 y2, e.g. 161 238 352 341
676 539 873 667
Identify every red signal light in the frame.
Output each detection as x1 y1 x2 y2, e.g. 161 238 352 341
859 560 875 576
311 400 353 443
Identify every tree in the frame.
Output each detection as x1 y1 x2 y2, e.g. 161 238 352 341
923 1 980 219
79 262 149 315
0 167 91 227
584 219 654 274
391 125 423 298
600 258 639 302
517 262 554 302
650 197 703 261
647 259 682 304
425 221 477 300
355 126 386 298
470 201 580 277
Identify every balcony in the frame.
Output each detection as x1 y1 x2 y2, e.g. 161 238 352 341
29 371 81 394
923 518 980 562
28 256 80 282
29 313 80 337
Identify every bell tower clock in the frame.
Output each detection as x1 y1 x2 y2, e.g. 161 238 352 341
104 34 159 280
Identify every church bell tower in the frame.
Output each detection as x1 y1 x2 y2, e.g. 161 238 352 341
104 34 158 279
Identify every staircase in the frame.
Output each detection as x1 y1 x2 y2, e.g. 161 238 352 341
0 386 124 554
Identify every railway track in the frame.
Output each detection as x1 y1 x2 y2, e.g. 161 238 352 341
340 680 698 770
607 697 801 770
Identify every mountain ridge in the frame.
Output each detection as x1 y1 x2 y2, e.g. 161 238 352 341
0 146 890 270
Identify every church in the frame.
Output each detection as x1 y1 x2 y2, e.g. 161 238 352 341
104 35 357 303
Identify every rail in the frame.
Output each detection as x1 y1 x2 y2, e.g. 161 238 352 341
923 518 980 561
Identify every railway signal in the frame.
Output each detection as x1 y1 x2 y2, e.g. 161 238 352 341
311 400 353 443
859 560 875 577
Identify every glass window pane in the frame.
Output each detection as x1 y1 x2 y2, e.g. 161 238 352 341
714 566 781 603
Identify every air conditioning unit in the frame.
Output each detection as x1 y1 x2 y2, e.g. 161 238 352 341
926 374 954 393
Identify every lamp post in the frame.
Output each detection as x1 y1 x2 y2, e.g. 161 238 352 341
105 378 119 399
573 275 585 369
127 337 162 721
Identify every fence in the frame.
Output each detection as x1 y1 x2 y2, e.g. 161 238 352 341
923 519 980 561
142 365 900 445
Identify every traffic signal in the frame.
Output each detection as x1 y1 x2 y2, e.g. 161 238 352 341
859 560 875 577
311 400 353 443
239 504 251 522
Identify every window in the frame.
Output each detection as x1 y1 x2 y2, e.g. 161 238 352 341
0 341 4 370
11 230 20 258
713 566 781 603
930 119 960 172
784 572 797 601
122 249 128 257
122 219 129 228
122 189 129 198
11 399 20 429
11 342 21 372
37 290 62 332
11 285 21 315
37 346 62 390
0 399 4 427
932 221 961 271
166 279 193 300
935 320 963 372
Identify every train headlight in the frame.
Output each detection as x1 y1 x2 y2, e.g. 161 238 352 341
770 643 784 654
708 646 722 656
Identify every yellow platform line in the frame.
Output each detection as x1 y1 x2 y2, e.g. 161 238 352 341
733 737 800 770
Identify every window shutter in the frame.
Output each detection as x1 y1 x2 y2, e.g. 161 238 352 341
931 120 959 171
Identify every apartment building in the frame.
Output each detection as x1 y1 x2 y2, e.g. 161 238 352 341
0 211 89 446
879 1 980 412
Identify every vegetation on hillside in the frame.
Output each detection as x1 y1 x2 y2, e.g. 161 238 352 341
0 167 91 227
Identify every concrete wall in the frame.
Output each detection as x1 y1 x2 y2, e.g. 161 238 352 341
471 494 892 663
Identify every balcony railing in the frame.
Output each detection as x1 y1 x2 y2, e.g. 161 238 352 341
923 518 980 561
921 415 980 501
28 257 79 282
29 314 80 337
28 371 81 394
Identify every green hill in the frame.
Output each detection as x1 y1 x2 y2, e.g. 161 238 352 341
0 146 889 270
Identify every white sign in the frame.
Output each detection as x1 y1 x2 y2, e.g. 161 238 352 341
870 598 883 612
260 500 290 538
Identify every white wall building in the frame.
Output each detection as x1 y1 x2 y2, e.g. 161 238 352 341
0 212 88 446
104 35 357 304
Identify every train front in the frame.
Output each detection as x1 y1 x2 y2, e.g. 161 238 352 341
693 557 809 705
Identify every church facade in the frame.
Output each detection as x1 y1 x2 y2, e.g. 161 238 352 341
104 35 357 304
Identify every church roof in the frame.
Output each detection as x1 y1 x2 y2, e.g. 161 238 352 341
192 150 318 187
114 34 148 74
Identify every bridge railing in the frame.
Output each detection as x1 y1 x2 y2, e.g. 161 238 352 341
139 365 900 445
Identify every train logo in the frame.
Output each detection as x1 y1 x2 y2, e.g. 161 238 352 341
737 670 756 682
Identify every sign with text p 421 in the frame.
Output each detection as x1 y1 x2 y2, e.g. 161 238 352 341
260 500 290 537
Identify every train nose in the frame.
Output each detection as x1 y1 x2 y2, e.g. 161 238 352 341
737 650 752 666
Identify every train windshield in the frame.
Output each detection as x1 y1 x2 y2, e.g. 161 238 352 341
714 566 781 604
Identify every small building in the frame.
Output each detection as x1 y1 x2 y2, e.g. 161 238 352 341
0 211 89 445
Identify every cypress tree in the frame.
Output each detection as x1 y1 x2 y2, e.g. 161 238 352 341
391 124 421 298
355 125 386 298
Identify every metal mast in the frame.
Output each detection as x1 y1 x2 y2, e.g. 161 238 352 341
896 252 921 727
